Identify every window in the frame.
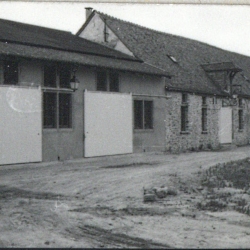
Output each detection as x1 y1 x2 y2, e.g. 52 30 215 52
181 94 189 132
134 100 153 129
238 99 244 131
96 70 119 92
202 96 206 105
181 106 188 132
182 93 188 103
167 55 178 63
212 96 217 104
44 64 56 87
59 64 71 88
134 100 143 129
202 97 208 133
239 110 244 130
239 98 243 107
43 92 57 128
202 108 208 132
4 60 18 85
109 72 119 92
96 71 107 91
59 93 72 128
43 63 72 129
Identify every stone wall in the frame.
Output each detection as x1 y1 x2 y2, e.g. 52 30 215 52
232 98 250 146
165 92 222 152
165 92 250 153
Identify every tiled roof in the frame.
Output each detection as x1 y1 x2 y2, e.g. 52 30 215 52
0 18 139 61
94 11 250 97
0 18 170 77
0 42 170 77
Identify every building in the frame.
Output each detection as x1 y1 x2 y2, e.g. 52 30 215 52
0 18 171 165
77 8 250 153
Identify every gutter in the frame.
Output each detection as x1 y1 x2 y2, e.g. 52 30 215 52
133 93 171 99
165 86 229 98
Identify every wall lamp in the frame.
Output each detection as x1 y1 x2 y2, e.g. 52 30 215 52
70 67 80 92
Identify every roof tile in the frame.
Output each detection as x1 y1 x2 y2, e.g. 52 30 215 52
96 11 250 96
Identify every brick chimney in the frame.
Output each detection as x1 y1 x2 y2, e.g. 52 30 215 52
85 7 93 20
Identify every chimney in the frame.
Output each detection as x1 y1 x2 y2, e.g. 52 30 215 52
85 7 93 20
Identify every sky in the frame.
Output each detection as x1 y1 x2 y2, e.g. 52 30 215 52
0 2 250 56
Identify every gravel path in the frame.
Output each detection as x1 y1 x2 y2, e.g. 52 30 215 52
1 146 250 248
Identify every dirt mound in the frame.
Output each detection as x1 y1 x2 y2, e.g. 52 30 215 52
198 158 250 215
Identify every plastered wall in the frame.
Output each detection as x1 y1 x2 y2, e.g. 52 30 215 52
79 14 134 56
42 67 96 162
120 73 168 152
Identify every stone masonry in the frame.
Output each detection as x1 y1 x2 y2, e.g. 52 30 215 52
165 91 250 153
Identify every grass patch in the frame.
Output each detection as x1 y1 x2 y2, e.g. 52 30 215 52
198 158 250 215
201 158 250 189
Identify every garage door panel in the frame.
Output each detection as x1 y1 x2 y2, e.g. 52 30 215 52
84 91 133 157
219 107 232 144
0 86 42 165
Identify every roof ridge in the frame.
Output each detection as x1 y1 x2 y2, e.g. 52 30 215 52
0 17 73 35
95 9 250 59
95 10 176 37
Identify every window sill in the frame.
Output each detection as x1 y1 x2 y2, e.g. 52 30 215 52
180 131 190 135
238 129 244 132
202 131 208 134
59 128 73 132
43 128 73 132
134 129 154 133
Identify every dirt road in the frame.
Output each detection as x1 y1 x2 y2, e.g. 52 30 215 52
1 146 250 248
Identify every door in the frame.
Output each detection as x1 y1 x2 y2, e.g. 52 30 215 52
84 90 133 157
219 107 232 144
0 86 42 165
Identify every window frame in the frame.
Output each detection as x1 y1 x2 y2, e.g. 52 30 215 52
96 70 119 92
42 63 73 130
3 60 19 85
201 97 208 134
238 98 244 131
43 92 57 129
181 93 189 133
133 99 154 130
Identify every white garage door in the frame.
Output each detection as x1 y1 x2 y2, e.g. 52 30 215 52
0 86 42 165
84 90 133 157
219 107 232 144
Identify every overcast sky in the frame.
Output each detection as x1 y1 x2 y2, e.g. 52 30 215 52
0 2 250 56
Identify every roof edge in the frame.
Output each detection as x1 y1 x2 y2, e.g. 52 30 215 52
166 86 228 97
76 10 96 36
0 39 143 63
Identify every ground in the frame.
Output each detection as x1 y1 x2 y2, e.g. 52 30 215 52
1 146 250 248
